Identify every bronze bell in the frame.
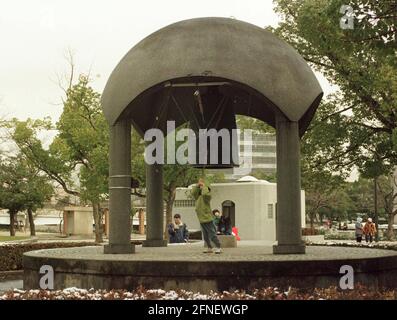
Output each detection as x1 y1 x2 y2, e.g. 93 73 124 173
188 85 239 169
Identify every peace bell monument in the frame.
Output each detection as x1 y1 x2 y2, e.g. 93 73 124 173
100 17 323 255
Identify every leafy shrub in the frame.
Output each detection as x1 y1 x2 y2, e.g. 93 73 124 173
302 228 326 236
0 242 98 271
308 241 397 251
325 232 355 240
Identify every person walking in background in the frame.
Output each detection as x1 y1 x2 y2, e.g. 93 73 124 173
167 213 189 244
355 217 363 243
191 178 221 254
363 218 377 243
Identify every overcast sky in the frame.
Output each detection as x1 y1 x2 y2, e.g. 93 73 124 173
0 0 336 122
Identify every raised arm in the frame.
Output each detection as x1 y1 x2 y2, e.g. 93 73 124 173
201 185 211 201
191 185 200 200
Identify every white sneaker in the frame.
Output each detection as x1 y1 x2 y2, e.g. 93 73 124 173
203 248 214 253
215 248 222 254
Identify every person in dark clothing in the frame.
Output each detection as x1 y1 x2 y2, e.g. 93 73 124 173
213 209 232 235
167 214 189 243
213 209 221 232
218 215 232 235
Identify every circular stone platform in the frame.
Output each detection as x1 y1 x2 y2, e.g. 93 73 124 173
23 243 397 292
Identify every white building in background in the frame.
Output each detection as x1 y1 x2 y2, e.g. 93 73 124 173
208 132 277 180
173 176 305 242
241 132 276 174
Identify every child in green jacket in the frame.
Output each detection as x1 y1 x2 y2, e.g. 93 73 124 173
191 178 221 254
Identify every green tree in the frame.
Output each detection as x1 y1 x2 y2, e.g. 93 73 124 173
346 175 396 239
347 177 375 217
272 0 396 173
154 128 201 237
0 155 53 236
302 168 347 228
2 76 107 242
3 78 203 242
271 0 396 232
163 163 201 238
55 75 109 242
236 115 275 133
5 118 79 197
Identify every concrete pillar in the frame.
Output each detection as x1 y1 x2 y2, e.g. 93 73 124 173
143 163 167 247
104 120 135 254
273 112 305 254
62 210 68 236
104 208 109 237
138 210 145 235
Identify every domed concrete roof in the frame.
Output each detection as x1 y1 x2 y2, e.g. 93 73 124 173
101 17 323 136
237 175 259 182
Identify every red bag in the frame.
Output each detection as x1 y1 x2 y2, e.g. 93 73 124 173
232 227 241 241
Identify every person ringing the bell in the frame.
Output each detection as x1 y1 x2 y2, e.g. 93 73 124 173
191 178 222 254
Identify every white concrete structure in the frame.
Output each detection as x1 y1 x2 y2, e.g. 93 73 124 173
63 207 93 236
173 176 305 241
